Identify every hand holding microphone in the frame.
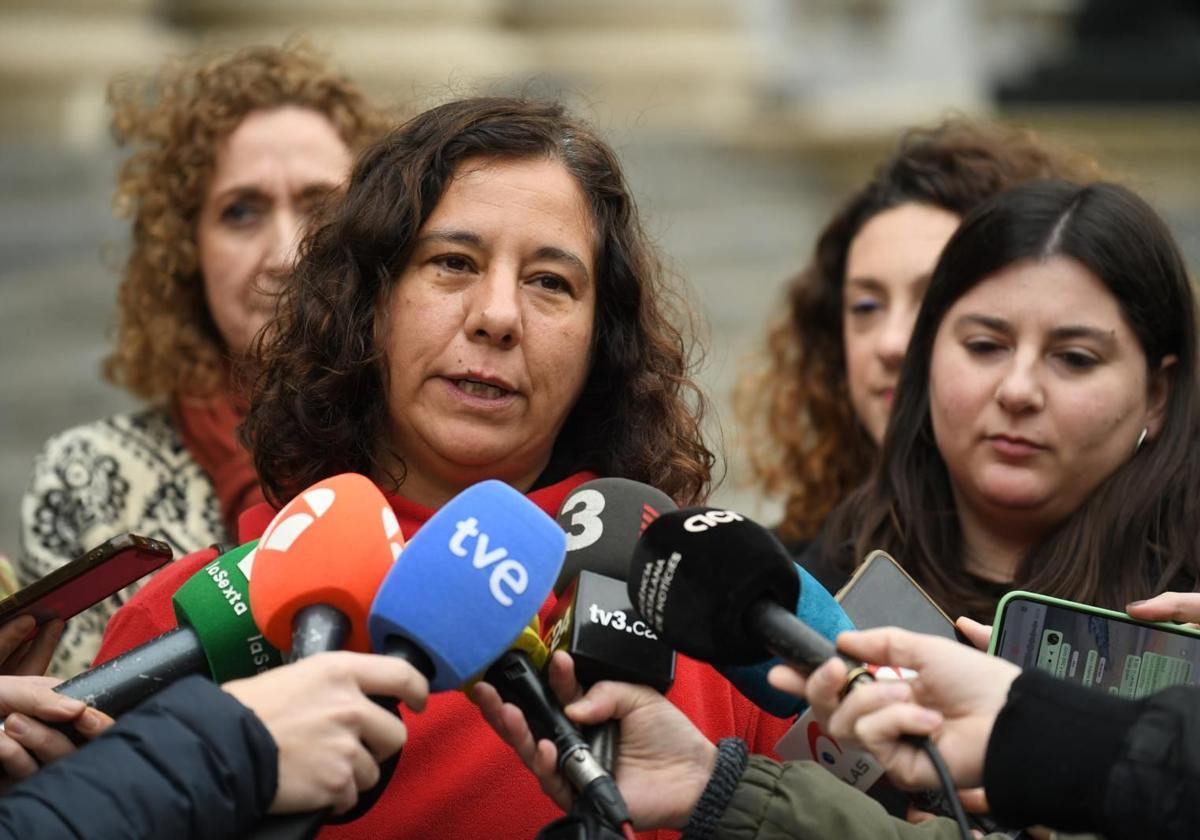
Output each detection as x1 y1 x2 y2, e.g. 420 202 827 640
547 478 679 776
250 477 567 832
626 506 975 840
475 650 718 833
223 651 426 815
475 626 633 835
0 676 112 787
769 627 1020 792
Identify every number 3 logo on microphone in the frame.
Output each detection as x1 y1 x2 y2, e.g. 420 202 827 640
561 489 605 551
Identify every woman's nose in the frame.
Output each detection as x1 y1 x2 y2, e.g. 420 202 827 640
875 308 914 370
995 356 1045 414
264 210 301 276
464 270 522 348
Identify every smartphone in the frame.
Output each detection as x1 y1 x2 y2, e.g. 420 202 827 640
991 590 1200 697
836 549 958 640
0 534 173 628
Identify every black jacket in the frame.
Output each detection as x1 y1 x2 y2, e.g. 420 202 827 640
986 668 1200 839
0 675 277 839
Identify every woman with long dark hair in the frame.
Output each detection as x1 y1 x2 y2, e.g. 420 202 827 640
737 122 1099 551
816 179 1200 622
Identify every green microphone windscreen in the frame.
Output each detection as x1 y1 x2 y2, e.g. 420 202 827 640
173 540 283 682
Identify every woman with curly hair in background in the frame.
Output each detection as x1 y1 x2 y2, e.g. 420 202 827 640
18 42 389 676
735 120 1101 587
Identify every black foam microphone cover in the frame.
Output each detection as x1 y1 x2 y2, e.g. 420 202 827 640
554 478 677 593
627 507 799 664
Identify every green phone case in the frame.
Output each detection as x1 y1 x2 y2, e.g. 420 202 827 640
988 589 1200 657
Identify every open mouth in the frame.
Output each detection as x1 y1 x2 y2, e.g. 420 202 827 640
452 378 513 400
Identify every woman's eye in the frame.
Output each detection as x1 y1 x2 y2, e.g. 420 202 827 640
964 339 1004 356
847 298 882 317
531 274 571 294
220 200 263 227
1057 350 1099 370
435 255 473 273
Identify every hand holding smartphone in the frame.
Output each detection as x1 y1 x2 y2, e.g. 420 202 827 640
0 534 172 676
990 590 1200 697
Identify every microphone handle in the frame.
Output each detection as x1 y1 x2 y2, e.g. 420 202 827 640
745 601 971 833
586 721 619 776
745 599 882 700
744 599 861 676
55 625 209 712
47 626 210 745
379 634 435 681
485 650 631 829
289 604 351 660
486 650 595 776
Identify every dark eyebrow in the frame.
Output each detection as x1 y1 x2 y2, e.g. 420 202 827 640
417 230 591 282
845 276 885 292
533 246 590 282
417 229 484 249
1049 325 1117 350
955 313 1011 333
211 180 341 204
846 272 932 293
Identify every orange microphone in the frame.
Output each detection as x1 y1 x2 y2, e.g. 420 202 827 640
245 473 405 837
247 472 403 657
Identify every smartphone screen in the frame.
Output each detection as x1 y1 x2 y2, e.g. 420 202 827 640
995 595 1200 697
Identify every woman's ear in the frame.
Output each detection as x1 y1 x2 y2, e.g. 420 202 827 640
1145 354 1177 440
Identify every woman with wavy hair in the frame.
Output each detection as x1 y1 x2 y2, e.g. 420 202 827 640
736 121 1099 568
19 43 388 676
93 96 791 839
819 179 1200 623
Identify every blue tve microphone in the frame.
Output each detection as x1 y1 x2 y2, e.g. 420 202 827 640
368 480 567 691
719 561 856 717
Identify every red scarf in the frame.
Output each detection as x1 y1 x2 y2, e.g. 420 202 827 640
171 392 265 539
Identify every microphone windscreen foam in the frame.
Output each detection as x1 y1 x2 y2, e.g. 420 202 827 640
247 473 403 654
627 507 799 665
554 478 677 593
368 480 565 692
172 540 284 682
718 563 855 716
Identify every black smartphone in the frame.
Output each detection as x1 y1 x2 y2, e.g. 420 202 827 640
0 534 173 628
836 549 958 640
991 590 1200 696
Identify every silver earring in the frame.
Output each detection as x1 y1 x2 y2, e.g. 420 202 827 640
1135 426 1149 454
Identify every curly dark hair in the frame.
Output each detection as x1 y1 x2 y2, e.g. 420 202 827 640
736 119 1102 542
825 180 1200 621
103 40 390 401
244 97 713 507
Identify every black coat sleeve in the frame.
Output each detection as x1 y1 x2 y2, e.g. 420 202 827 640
985 668 1200 839
0 674 277 839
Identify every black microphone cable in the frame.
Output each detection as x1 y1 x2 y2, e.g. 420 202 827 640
837 665 971 840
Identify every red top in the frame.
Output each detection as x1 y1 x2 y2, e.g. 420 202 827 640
95 473 791 840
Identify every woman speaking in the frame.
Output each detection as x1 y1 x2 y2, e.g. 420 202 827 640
93 97 790 839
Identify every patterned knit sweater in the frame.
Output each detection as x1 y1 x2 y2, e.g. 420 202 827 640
18 407 225 676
